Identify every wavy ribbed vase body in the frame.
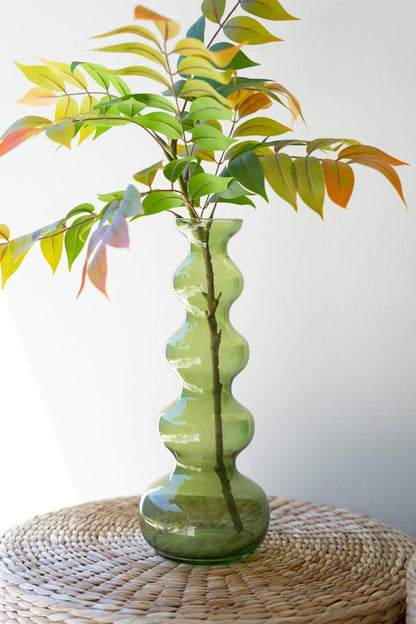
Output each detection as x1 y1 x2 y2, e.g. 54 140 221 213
139 219 269 564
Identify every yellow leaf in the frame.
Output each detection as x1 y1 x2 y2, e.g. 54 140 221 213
1 245 29 288
0 244 6 262
40 59 88 90
92 25 161 47
177 57 233 84
15 63 66 92
105 66 170 88
0 224 10 241
180 80 233 108
223 16 282 45
40 230 64 273
55 96 79 121
45 121 74 148
79 96 98 145
17 87 59 107
134 5 180 40
174 38 242 68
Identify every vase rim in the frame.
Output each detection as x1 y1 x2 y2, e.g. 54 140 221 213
176 218 243 223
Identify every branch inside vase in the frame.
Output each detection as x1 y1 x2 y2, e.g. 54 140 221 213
200 223 244 534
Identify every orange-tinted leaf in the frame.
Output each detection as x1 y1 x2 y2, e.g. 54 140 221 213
350 157 407 207
236 91 273 118
338 144 408 167
17 88 59 107
0 127 42 157
262 153 297 210
134 5 180 40
224 16 282 44
0 224 10 242
322 159 354 209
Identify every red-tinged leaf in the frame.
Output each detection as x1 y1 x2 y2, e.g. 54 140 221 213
134 5 180 40
0 127 42 157
294 157 325 218
1 116 51 140
322 159 354 209
266 82 304 124
224 16 282 45
87 244 108 297
338 144 409 167
350 157 407 207
102 213 129 248
262 153 297 210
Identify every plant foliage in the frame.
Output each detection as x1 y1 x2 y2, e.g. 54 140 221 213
0 1 408 296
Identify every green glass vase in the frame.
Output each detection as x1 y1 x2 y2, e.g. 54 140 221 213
139 218 269 564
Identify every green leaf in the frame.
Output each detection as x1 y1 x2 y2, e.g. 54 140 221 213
93 42 167 69
188 173 232 198
71 62 111 90
133 160 163 186
108 74 131 97
66 203 96 220
214 76 273 97
15 63 66 92
65 216 94 270
163 157 194 182
233 116 291 137
135 112 182 139
228 150 267 200
262 153 297 210
201 0 226 23
187 15 206 41
117 96 146 117
130 93 176 112
40 229 64 274
209 43 259 69
307 138 352 154
105 66 170 88
240 0 298 20
223 16 282 44
191 124 234 151
180 79 233 108
213 195 256 207
45 121 75 148
188 97 234 121
177 57 233 84
294 157 325 218
142 191 184 215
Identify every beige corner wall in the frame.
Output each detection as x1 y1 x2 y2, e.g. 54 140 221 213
0 0 415 537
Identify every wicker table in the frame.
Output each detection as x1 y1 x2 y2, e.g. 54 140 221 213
0 497 414 624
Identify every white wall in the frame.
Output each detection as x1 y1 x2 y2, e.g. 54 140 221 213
0 0 415 538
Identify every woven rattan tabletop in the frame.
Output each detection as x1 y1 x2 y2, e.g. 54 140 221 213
0 496 415 624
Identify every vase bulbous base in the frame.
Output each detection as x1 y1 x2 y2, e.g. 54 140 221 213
139 477 270 565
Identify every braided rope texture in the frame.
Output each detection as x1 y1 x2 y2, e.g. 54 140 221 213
408 553 416 623
0 496 414 624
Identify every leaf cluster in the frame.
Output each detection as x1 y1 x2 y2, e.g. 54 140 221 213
0 0 408 296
